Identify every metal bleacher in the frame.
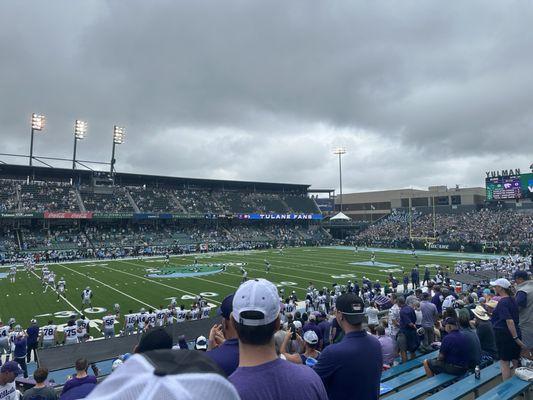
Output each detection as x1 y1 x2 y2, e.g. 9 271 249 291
380 352 532 400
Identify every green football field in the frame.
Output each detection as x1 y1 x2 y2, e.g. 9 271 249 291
0 246 495 338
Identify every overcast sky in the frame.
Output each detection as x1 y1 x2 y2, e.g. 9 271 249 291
1 1 532 193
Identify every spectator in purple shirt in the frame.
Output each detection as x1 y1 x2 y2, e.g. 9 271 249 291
423 317 470 377
431 286 443 314
302 314 323 349
316 313 331 348
397 297 419 363
420 292 439 352
60 358 97 400
206 294 240 376
229 279 327 400
376 326 396 367
26 319 39 363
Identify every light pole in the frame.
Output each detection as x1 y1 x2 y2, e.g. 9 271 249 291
73 120 88 170
111 125 125 175
333 147 346 212
29 113 45 166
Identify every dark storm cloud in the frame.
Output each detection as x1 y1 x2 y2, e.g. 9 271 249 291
0 0 532 191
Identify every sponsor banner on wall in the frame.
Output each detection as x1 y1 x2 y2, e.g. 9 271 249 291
237 213 323 220
93 212 134 219
44 211 93 219
428 243 450 250
0 212 43 219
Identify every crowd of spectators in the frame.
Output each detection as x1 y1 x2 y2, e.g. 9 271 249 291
0 180 20 213
79 189 134 213
20 182 79 213
356 208 532 250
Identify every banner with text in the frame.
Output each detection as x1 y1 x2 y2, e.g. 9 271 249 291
44 212 94 219
237 213 323 220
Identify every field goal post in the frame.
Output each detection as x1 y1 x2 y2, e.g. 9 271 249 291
407 195 438 246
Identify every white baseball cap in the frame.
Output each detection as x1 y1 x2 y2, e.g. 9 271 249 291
85 350 239 400
490 278 511 289
232 279 280 326
195 336 208 350
303 330 319 345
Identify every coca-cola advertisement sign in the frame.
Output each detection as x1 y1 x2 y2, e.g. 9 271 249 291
44 212 93 219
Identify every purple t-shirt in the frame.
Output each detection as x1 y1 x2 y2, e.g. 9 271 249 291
205 338 239 376
439 330 470 368
229 358 328 400
491 296 520 333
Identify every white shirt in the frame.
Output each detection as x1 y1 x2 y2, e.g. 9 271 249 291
201 307 211 319
102 315 116 330
0 326 10 341
42 325 56 341
365 307 380 326
0 381 17 400
64 326 78 342
125 314 138 327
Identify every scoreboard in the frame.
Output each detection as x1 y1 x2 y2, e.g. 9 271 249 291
486 172 533 201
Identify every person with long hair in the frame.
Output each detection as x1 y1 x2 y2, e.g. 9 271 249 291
490 278 528 380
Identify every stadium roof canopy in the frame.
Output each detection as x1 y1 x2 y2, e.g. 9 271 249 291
0 163 311 192
330 212 351 220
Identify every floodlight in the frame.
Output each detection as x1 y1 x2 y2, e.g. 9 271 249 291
31 113 45 131
75 120 88 140
113 125 125 144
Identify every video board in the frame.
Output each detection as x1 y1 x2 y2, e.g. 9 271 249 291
486 172 533 200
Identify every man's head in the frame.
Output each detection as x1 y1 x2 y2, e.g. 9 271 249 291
0 361 23 384
513 270 529 285
75 358 89 372
303 330 319 350
136 328 173 353
335 293 365 330
34 367 49 384
397 296 406 307
217 294 236 336
232 279 280 346
443 317 459 333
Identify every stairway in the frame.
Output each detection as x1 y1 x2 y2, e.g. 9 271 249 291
124 189 140 213
170 192 187 213
74 188 86 212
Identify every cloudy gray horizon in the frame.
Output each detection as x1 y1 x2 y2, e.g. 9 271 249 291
1 0 532 193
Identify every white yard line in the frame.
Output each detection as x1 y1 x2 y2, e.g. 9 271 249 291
30 270 102 333
57 263 156 309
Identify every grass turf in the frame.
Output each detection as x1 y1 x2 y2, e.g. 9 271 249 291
0 246 490 339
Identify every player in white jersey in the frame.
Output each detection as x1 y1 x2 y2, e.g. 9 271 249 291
40 320 57 348
317 291 327 314
371 252 376 265
278 247 284 256
42 267 50 286
189 305 199 320
9 265 16 283
124 311 138 335
81 287 93 310
102 312 116 339
0 320 11 361
56 277 66 302
137 309 148 333
146 310 156 329
200 306 211 319
165 306 175 325
76 315 90 342
155 307 166 327
63 320 79 345
241 268 248 283
175 306 187 323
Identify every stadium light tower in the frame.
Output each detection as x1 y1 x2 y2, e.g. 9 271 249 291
333 147 347 212
111 125 125 174
72 120 88 170
29 113 46 166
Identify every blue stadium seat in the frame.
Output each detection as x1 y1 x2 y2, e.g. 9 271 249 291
379 366 426 396
383 373 456 400
381 351 439 382
425 363 500 400
475 376 532 400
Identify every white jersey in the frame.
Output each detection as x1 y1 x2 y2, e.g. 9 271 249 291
146 313 156 328
189 308 199 320
285 302 296 316
137 313 147 330
175 309 187 323
201 306 211 319
76 319 90 337
102 315 116 330
9 266 16 275
155 309 166 326
0 326 10 341
82 289 92 300
58 280 66 292
48 273 55 284
124 314 138 328
41 325 57 341
63 325 78 343
166 309 175 325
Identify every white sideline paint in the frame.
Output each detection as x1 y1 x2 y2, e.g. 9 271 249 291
57 263 156 309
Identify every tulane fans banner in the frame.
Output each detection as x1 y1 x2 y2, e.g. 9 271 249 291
237 213 323 220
